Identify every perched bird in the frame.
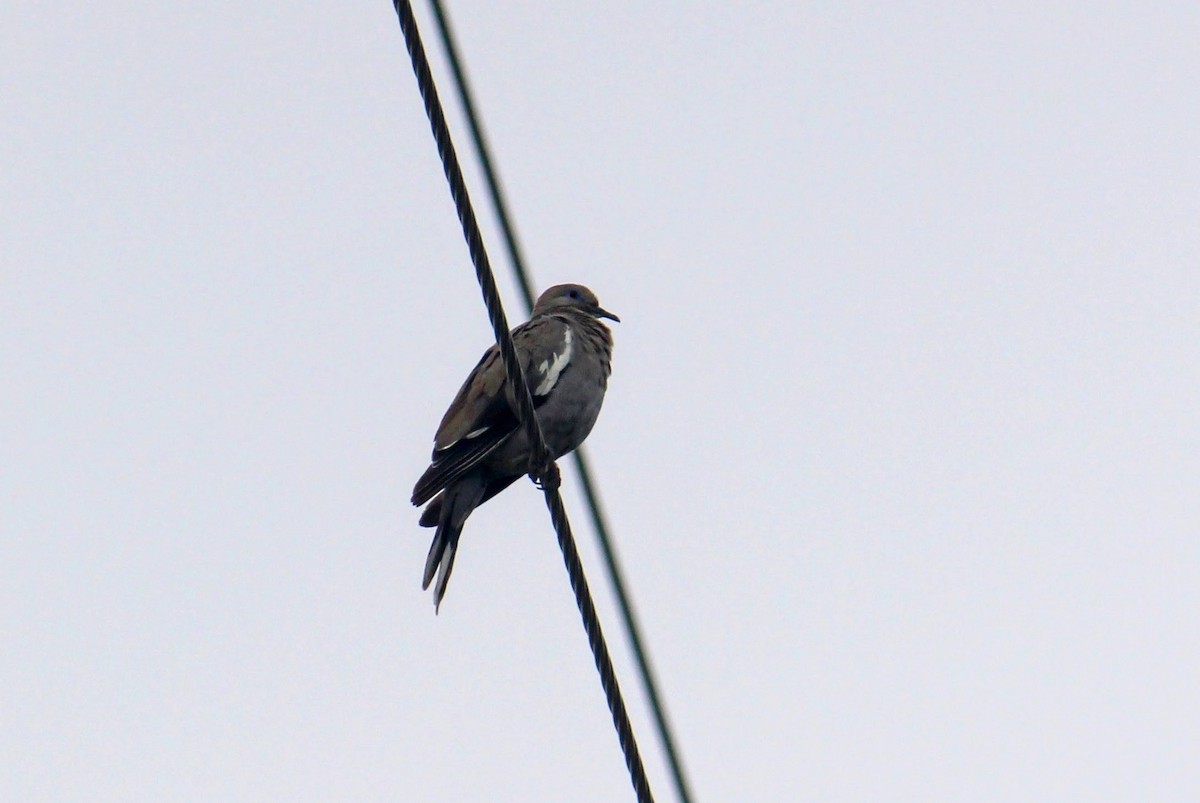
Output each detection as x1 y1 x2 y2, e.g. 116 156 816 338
413 283 618 611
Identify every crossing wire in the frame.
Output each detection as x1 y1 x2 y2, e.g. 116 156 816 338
425 4 695 802
390 3 654 801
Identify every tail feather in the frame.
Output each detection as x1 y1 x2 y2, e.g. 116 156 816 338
431 542 458 613
419 475 521 529
419 494 441 528
420 476 486 612
421 529 448 589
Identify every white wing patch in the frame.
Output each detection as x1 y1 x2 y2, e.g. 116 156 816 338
534 328 572 396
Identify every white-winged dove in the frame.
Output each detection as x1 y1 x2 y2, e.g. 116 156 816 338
413 284 618 611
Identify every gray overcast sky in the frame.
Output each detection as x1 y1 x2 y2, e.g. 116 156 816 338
3 2 1198 801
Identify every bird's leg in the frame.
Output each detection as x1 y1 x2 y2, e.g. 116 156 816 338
530 460 561 492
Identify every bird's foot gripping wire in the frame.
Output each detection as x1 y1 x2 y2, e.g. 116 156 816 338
530 460 561 492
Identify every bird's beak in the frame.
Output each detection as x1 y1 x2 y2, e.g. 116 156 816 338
592 305 620 323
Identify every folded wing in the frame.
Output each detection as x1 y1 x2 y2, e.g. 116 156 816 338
411 317 569 506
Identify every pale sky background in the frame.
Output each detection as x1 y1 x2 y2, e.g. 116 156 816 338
3 3 1198 801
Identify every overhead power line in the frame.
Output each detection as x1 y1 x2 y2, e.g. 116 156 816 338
390 2 654 801
424 4 695 802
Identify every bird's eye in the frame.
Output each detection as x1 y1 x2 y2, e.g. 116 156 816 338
568 289 580 299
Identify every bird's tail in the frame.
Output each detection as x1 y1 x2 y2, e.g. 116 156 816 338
421 475 487 613
419 475 521 528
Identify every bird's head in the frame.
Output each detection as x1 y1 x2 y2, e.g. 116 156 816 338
533 284 620 322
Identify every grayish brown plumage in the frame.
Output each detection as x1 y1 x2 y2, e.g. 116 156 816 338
412 284 618 611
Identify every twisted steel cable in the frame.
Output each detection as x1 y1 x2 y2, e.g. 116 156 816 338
425 4 694 800
391 3 654 800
